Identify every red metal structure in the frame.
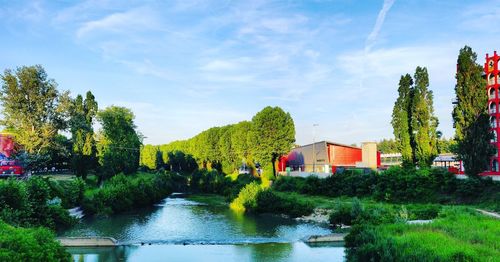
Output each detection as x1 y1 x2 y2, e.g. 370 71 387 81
0 133 23 176
484 51 500 176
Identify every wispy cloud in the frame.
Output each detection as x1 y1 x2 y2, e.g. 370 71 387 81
76 7 158 39
365 0 395 53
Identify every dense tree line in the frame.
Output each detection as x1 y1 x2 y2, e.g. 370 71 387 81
140 106 295 177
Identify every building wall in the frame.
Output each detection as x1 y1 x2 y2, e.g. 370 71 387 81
330 144 362 166
361 142 378 169
485 51 500 175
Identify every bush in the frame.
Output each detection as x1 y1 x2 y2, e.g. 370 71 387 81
82 172 174 216
229 182 263 212
0 177 74 229
0 221 70 262
254 190 314 218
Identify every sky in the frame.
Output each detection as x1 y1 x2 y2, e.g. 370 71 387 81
1 0 500 146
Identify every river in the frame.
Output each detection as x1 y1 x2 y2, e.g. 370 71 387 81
60 194 345 261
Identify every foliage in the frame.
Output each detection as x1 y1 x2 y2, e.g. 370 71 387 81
251 106 296 177
272 167 500 211
391 74 414 166
0 220 70 262
229 182 263 212
254 190 314 218
96 106 142 179
377 139 399 154
81 172 174 215
345 207 500 262
0 177 75 229
69 91 98 179
391 68 439 168
0 65 69 154
411 66 439 167
453 46 495 177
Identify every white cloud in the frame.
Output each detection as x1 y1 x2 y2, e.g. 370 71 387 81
76 7 158 38
365 0 395 53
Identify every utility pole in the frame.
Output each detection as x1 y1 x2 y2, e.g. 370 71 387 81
312 124 319 173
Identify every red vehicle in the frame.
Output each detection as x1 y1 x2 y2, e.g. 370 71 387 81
0 160 23 176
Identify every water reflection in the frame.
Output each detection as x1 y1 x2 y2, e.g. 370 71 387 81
68 242 345 262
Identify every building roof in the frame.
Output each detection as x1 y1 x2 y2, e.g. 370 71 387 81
295 140 361 150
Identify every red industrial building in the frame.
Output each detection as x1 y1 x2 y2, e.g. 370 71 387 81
278 141 381 176
485 51 500 176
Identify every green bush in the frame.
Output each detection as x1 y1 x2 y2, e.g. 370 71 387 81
254 190 314 218
0 221 70 262
229 182 263 212
0 177 74 229
82 172 174 216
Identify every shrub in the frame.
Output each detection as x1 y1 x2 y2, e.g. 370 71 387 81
0 220 70 261
229 182 263 212
82 172 174 216
254 190 314 218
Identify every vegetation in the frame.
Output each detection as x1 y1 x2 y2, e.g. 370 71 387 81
0 177 76 230
0 220 70 262
453 46 495 177
391 67 439 167
345 207 500 262
272 168 500 211
81 172 174 216
69 91 98 179
0 65 69 155
251 106 296 177
141 107 295 177
96 106 142 180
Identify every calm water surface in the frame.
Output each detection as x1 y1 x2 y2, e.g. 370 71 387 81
60 194 345 261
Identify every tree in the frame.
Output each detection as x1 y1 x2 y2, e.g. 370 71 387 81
140 145 159 170
96 106 141 180
452 46 495 177
0 65 67 154
411 66 439 167
377 139 399 154
69 91 98 179
251 106 295 177
391 74 414 166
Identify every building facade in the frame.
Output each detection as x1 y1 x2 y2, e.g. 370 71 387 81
278 141 380 177
486 51 500 175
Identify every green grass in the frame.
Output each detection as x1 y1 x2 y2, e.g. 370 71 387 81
346 207 500 261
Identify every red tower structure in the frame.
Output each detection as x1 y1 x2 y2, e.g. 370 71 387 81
485 51 500 175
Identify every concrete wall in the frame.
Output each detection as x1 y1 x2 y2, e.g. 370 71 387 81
361 142 378 169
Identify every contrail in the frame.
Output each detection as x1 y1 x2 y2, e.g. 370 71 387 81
365 0 395 53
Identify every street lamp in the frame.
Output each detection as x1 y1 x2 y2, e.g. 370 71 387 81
312 124 319 173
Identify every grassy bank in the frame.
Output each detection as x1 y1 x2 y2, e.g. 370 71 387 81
345 207 500 261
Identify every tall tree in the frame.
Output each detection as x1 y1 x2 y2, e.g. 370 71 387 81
96 106 142 180
391 74 414 166
0 65 67 154
251 106 295 177
452 46 495 177
69 91 98 179
411 66 439 167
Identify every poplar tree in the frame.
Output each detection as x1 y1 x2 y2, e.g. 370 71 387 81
452 46 495 177
391 74 414 167
411 66 439 167
70 91 98 179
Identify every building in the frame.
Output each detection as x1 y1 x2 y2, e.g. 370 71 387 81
485 51 500 176
278 141 380 177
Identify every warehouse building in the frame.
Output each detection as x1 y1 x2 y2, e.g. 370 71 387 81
278 141 380 177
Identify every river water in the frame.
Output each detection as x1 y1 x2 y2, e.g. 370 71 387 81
60 194 345 261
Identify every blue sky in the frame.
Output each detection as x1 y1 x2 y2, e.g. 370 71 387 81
1 0 500 146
